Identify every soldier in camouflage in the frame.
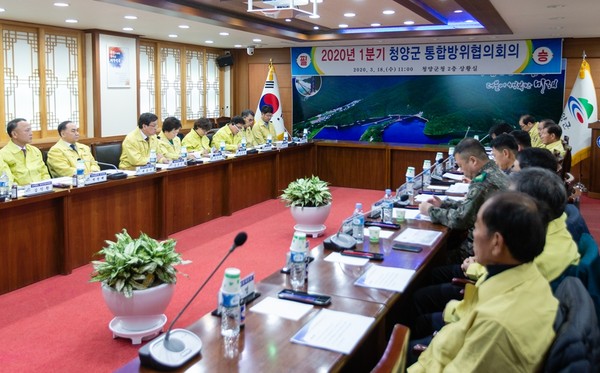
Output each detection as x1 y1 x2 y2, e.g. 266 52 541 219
419 138 509 263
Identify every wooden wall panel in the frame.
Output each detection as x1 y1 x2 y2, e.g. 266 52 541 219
390 147 445 189
229 152 277 212
276 144 316 194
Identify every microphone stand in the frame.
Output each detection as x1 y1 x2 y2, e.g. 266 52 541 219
139 232 247 370
324 216 356 251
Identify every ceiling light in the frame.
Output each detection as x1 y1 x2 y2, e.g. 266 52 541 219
382 10 395 15
205 40 214 44
371 23 381 27
178 25 190 29
124 15 137 20
253 38 262 42
65 19 78 23
168 34 178 38
465 20 474 23
344 13 355 17
310 0 323 3
339 24 348 28
285 18 292 22
404 20 415 25
309 14 320 19
53 2 69 7
219 32 229 36
313 26 319 30
453 10 463 14
234 44 242 48
0 8 5 12
122 27 133 31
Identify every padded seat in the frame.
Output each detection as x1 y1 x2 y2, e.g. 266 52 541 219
93 142 122 170
371 324 410 373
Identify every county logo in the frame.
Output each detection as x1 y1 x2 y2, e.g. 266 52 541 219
566 96 594 126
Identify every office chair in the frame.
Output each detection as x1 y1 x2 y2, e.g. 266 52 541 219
371 324 411 373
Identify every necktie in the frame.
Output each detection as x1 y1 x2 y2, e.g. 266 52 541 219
22 148 26 158
70 144 78 152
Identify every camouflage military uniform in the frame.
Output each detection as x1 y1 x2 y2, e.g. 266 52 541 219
429 161 509 263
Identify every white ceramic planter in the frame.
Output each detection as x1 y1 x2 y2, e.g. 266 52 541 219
290 203 332 237
102 282 175 319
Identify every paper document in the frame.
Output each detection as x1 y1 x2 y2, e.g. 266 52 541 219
426 185 449 191
442 172 464 181
396 208 431 222
394 227 441 246
290 309 375 354
250 296 313 321
354 265 416 292
446 183 470 195
325 252 369 266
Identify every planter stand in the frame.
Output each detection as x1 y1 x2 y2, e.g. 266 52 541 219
109 314 167 345
294 224 326 238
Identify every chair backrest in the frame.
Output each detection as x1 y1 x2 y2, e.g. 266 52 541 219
206 128 219 145
371 324 410 373
216 116 230 128
93 142 122 170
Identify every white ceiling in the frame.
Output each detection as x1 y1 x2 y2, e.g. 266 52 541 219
0 0 598 50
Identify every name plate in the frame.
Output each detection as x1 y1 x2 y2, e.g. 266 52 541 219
167 158 187 169
240 272 256 299
236 148 247 156
262 143 273 151
280 141 289 149
299 138 308 144
24 180 53 196
86 171 107 185
135 164 156 175
209 151 224 162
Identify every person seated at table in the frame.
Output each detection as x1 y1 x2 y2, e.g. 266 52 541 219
519 114 542 148
408 192 559 372
419 138 509 263
182 117 212 156
252 104 277 145
540 122 566 157
211 116 243 152
119 112 162 170
487 122 513 139
411 166 579 339
47 120 100 178
490 133 518 174
509 129 531 151
0 152 14 184
157 116 184 162
241 109 258 148
0 118 50 185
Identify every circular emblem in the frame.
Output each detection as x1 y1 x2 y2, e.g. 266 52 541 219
532 47 553 65
596 135 600 148
296 53 312 69
260 93 280 113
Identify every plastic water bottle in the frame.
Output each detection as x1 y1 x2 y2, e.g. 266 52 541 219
447 147 456 171
220 268 241 338
267 134 272 146
382 189 394 224
283 131 289 144
352 202 364 242
0 172 8 201
241 136 247 150
180 145 188 160
406 167 415 205
434 152 444 178
302 129 308 142
76 159 85 187
289 246 306 290
219 141 226 153
149 149 157 167
422 160 431 187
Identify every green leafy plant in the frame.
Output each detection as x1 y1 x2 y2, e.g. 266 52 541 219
280 175 332 208
90 229 188 298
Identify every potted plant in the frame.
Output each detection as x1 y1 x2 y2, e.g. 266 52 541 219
91 230 188 335
280 175 332 236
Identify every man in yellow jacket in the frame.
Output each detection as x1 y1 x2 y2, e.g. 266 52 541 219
119 112 162 170
0 118 50 185
409 192 558 372
519 114 543 148
252 104 277 145
182 117 212 156
47 120 100 177
211 116 243 152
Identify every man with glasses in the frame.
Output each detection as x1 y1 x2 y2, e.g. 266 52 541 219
252 104 277 145
518 114 543 148
47 120 100 177
241 109 258 148
119 112 163 169
211 116 244 152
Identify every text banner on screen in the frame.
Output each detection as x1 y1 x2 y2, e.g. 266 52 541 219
291 39 562 76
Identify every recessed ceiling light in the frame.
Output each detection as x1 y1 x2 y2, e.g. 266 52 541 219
382 10 395 15
404 20 415 25
253 38 262 43
313 26 319 30
371 23 381 27
453 10 463 14
309 14 320 19
234 44 242 48
219 32 229 36
122 27 133 31
168 34 178 38
124 15 137 20
205 40 214 44
285 18 292 22
465 20 474 23
344 13 355 17
54 2 69 7
339 24 348 28
178 25 190 29
65 19 78 23
0 8 5 12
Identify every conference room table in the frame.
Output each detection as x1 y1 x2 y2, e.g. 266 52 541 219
118 216 450 372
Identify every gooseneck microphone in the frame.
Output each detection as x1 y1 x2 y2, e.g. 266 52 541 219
139 232 248 370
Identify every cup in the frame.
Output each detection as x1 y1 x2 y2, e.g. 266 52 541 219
368 226 381 243
290 231 307 252
406 166 415 178
222 267 241 293
396 209 406 223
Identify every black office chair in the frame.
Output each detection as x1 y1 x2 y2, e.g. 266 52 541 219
93 142 122 170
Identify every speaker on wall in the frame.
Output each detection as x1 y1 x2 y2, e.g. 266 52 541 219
216 53 234 68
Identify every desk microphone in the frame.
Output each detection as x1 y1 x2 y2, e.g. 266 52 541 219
139 232 248 370
89 160 128 180
324 217 357 251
